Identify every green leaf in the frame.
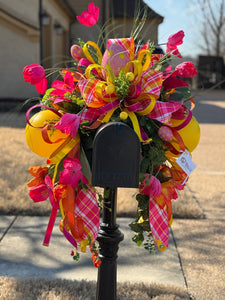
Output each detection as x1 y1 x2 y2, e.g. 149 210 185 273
104 188 111 199
142 220 151 231
132 232 144 246
41 88 55 107
136 193 149 210
140 157 149 173
129 222 143 233
79 146 92 183
169 86 191 101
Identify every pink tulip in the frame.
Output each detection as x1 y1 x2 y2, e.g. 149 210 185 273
175 61 198 77
23 64 47 94
77 2 99 27
166 30 184 58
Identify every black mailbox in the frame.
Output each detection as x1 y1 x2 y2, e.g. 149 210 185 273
92 122 141 300
92 122 140 188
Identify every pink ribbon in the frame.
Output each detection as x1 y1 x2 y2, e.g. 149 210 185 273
26 104 62 128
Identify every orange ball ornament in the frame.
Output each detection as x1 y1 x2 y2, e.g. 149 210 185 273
25 110 67 158
170 115 200 153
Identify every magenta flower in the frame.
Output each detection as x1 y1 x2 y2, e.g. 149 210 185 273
166 30 184 58
163 76 189 90
77 2 99 27
162 69 189 91
55 113 81 138
23 64 47 94
59 158 88 189
50 71 75 103
175 61 198 77
29 176 58 209
140 174 161 198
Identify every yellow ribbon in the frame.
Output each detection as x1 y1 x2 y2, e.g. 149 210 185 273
85 64 105 79
124 109 152 143
50 134 80 186
135 93 157 116
137 49 152 71
59 199 65 219
95 81 118 102
83 41 102 64
100 107 118 123
124 60 142 84
155 238 167 251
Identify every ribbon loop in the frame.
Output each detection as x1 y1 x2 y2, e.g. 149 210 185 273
83 41 103 64
137 49 152 71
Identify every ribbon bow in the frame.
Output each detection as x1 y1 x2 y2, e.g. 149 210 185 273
77 38 163 143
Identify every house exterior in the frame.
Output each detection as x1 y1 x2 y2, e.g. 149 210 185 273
0 0 75 101
0 0 163 102
69 0 163 46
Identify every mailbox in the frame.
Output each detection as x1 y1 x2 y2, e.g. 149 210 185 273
92 122 141 300
92 122 140 188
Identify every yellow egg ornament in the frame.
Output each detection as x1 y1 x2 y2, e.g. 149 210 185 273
25 110 67 158
169 115 200 154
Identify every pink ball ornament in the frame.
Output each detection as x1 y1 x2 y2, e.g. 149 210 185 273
158 126 173 142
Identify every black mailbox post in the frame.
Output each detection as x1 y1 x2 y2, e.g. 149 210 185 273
92 122 140 300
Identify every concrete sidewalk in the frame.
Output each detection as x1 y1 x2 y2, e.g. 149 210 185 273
0 216 185 287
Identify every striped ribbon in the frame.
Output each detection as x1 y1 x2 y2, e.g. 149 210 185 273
149 198 169 251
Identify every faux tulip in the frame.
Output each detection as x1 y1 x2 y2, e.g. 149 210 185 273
77 2 99 27
175 61 198 77
166 30 184 58
23 64 47 94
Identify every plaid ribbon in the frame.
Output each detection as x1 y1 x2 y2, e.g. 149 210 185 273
148 100 182 124
140 70 162 96
78 78 102 107
74 187 100 244
80 107 100 124
149 198 169 251
150 54 164 68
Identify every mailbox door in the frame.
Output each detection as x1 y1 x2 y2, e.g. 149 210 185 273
92 122 140 188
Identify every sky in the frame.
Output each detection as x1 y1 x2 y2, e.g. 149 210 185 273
143 0 206 58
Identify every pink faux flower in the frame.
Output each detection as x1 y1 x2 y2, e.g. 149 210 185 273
175 61 198 77
77 2 99 27
50 72 75 103
166 30 184 58
162 69 189 90
55 113 81 138
29 176 57 209
59 158 88 189
140 174 161 198
163 76 189 90
23 64 47 94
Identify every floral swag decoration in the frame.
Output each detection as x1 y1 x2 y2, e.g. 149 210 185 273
23 2 200 267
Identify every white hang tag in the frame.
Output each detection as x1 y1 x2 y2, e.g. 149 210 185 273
176 149 196 183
